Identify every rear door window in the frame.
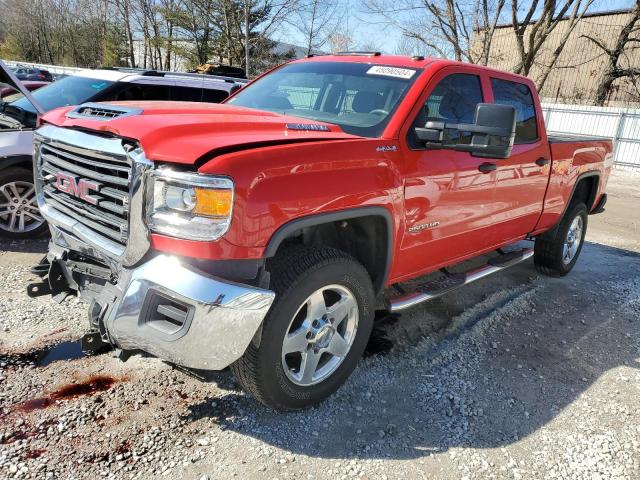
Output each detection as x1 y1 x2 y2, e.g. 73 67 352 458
201 88 228 103
108 84 170 101
491 79 538 143
169 86 228 103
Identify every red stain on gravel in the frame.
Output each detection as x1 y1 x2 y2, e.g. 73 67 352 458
45 327 68 337
17 375 121 413
24 449 46 459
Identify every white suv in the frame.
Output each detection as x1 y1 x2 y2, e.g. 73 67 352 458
0 61 246 239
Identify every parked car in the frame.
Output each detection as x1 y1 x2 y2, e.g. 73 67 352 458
13 66 54 82
0 80 49 101
0 60 247 238
29 53 612 410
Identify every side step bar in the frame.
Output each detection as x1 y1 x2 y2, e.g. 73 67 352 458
387 248 534 312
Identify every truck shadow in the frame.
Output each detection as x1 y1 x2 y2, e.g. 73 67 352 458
186 240 639 460
0 237 48 254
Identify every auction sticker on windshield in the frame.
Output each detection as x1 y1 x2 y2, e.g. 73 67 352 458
366 66 416 79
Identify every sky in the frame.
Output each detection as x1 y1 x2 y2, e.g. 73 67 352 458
279 0 637 55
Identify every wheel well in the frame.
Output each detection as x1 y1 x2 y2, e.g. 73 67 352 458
266 213 391 293
0 156 33 173
571 174 599 211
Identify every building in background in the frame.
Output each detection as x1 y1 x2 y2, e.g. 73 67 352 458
478 8 640 107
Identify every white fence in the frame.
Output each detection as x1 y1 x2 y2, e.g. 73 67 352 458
542 102 640 171
2 60 84 76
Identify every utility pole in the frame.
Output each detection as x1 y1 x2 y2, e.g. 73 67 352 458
245 0 251 76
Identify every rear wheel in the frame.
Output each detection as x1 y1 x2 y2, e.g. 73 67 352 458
0 168 46 239
231 246 375 410
534 202 588 277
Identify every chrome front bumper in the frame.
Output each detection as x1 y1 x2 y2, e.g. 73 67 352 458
48 238 275 370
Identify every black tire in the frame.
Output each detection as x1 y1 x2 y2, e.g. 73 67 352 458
534 202 588 277
231 246 375 410
0 167 47 239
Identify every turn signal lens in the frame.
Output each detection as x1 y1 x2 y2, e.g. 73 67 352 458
194 188 232 217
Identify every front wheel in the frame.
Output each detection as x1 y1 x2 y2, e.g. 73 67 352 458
0 168 47 239
231 246 375 410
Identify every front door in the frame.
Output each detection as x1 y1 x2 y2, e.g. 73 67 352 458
395 69 499 280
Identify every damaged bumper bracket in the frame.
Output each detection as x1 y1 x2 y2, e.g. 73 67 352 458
43 249 276 371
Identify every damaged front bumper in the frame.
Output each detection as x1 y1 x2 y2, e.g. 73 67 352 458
38 241 275 371
30 124 275 370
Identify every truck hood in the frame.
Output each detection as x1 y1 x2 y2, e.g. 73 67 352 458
41 101 360 165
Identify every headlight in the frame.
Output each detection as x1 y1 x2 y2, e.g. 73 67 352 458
149 169 234 241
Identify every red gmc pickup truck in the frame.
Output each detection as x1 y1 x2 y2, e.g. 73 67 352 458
30 53 612 410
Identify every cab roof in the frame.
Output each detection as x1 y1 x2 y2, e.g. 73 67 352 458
293 53 533 85
296 53 435 69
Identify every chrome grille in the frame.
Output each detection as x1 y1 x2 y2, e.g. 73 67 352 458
39 142 131 245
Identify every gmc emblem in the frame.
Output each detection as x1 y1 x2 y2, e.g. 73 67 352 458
53 172 99 205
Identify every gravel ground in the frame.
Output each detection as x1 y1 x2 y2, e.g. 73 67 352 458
1 170 639 480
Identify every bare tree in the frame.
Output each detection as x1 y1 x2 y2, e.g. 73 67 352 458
327 24 354 53
582 1 640 105
509 0 591 76
362 0 505 63
290 0 338 55
112 0 137 67
534 0 594 91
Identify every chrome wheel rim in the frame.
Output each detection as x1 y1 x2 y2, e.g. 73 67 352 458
0 181 43 233
562 215 583 265
281 284 359 386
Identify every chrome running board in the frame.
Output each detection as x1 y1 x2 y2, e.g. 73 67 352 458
387 248 534 312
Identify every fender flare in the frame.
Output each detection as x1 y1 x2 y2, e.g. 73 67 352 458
563 171 601 218
264 206 394 293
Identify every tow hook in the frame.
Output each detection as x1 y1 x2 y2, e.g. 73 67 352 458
26 257 73 302
27 257 53 298
81 331 111 355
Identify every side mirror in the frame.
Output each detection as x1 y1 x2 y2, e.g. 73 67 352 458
415 103 517 159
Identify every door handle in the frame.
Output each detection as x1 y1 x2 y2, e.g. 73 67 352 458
478 162 497 173
535 157 550 166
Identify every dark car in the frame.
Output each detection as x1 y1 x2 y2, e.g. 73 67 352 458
0 80 49 101
13 66 54 82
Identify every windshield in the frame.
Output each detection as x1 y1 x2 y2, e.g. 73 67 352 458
1 75 114 130
226 61 420 137
11 75 115 115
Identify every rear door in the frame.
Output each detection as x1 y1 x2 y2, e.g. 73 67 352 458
488 75 551 243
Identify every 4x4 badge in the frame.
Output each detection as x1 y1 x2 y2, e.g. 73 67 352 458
376 145 398 152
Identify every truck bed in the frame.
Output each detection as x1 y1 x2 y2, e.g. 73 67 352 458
548 133 612 143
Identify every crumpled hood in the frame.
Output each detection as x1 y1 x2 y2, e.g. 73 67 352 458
41 101 359 164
